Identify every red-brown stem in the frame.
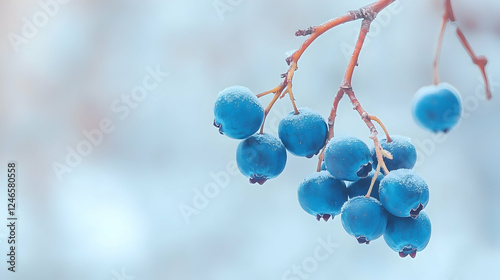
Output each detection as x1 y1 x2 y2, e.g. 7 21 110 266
317 19 373 171
258 0 395 134
284 62 300 115
288 14 361 65
259 91 282 134
315 1 395 172
444 0 456 21
342 19 372 87
366 163 381 198
345 87 390 175
316 89 344 172
369 115 392 142
257 85 281 98
336 18 391 176
454 28 491 99
327 89 345 140
434 0 491 99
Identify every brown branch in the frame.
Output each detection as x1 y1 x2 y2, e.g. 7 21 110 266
316 18 373 172
316 89 344 172
454 29 491 99
288 13 363 66
257 0 396 186
345 86 390 176
314 0 395 172
433 15 448 86
258 0 396 134
259 91 282 134
366 163 381 198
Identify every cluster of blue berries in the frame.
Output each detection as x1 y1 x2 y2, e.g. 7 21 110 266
214 86 432 258
300 136 430 258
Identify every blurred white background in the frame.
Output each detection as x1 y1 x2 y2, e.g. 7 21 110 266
0 0 499 279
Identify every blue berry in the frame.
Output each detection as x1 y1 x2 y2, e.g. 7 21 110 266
379 169 429 218
341 196 388 244
236 133 286 184
371 135 417 171
214 86 264 139
412 83 462 133
324 136 372 181
278 108 328 158
347 171 383 200
298 171 348 221
384 211 431 258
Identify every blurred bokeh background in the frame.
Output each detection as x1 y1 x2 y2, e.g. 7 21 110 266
0 0 499 279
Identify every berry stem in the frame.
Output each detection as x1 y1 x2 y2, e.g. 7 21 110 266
434 0 491 99
316 146 326 172
341 19 372 87
373 138 391 176
259 91 282 134
332 17 392 176
288 13 363 66
326 89 345 140
257 85 282 98
283 62 300 115
433 15 447 86
369 115 392 143
365 163 381 198
316 1 395 172
316 88 344 172
454 28 491 99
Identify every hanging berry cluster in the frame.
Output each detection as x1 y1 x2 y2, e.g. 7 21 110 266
213 0 491 258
